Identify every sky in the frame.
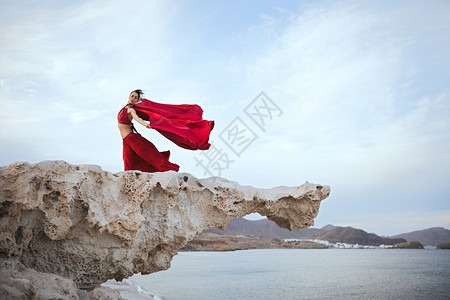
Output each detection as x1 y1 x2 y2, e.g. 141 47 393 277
1 0 449 236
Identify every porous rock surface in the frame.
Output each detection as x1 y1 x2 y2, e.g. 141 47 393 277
0 160 330 297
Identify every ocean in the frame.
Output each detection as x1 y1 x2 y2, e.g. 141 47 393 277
130 249 450 300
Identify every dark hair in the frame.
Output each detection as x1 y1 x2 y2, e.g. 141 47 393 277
130 89 144 99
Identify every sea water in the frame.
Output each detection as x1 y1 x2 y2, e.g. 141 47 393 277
130 249 450 300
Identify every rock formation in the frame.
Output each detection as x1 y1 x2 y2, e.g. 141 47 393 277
0 161 330 297
392 241 424 249
436 242 450 249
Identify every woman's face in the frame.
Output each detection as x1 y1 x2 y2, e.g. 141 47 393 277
128 92 140 104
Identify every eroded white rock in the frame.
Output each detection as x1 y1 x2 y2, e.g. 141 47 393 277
0 160 330 295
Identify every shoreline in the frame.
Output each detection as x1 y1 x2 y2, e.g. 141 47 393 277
181 233 435 251
95 279 162 300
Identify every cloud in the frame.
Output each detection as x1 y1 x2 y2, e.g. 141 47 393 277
70 110 102 123
219 1 450 188
0 0 183 169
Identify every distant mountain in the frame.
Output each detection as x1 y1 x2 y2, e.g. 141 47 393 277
203 218 406 246
320 224 337 231
389 227 450 246
313 226 405 246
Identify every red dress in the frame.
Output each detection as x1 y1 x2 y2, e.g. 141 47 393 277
118 99 214 173
133 99 214 150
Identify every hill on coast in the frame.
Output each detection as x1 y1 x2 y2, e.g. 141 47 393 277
204 218 450 246
389 227 450 246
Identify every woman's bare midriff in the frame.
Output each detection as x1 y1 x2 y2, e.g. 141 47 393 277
118 123 133 139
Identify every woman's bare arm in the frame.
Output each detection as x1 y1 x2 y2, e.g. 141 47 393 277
128 107 151 128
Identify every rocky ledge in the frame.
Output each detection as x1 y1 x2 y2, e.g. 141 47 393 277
0 161 330 298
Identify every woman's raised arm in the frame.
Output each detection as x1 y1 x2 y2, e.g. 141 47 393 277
128 107 151 128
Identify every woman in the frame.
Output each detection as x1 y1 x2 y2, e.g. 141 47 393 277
118 89 214 173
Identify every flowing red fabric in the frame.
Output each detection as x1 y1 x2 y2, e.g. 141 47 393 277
133 99 214 150
123 133 179 172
